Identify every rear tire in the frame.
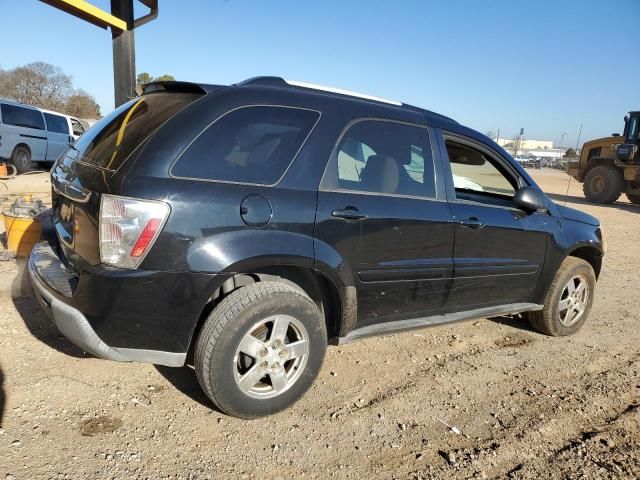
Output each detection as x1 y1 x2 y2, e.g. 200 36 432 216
626 193 640 205
11 145 31 174
583 165 624 204
527 257 596 336
194 281 327 418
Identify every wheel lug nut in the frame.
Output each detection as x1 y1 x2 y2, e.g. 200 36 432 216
259 348 268 357
272 362 280 371
260 361 268 368
279 349 287 358
271 341 280 349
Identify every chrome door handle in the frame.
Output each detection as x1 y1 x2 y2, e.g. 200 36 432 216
459 217 485 229
331 207 367 221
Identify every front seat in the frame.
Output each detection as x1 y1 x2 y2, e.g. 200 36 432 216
360 155 400 194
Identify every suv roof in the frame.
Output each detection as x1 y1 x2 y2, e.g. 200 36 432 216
140 76 459 126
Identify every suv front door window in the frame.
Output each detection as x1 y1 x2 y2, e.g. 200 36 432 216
446 140 517 204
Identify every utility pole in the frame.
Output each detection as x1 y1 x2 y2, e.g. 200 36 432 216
41 0 158 108
111 0 136 107
517 127 524 157
561 131 567 151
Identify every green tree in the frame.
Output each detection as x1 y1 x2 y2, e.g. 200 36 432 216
0 62 72 111
136 72 153 85
0 62 101 116
154 74 175 82
65 89 101 119
136 72 175 85
564 148 577 158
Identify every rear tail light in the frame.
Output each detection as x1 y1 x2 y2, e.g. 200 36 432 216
99 194 170 268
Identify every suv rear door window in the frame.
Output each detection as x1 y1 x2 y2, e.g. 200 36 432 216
44 113 69 134
72 92 201 171
1 103 45 130
334 120 435 197
172 106 320 185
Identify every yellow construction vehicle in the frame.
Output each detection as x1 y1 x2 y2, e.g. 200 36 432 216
567 111 640 204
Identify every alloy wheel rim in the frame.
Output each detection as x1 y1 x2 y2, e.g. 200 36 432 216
233 314 309 399
558 275 589 327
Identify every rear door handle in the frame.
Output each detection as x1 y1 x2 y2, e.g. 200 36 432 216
459 217 485 229
331 207 367 221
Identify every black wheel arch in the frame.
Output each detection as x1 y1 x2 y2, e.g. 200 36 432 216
565 243 603 279
12 143 31 156
187 265 348 358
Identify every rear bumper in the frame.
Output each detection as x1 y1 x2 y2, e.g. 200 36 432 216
28 241 226 366
29 261 132 362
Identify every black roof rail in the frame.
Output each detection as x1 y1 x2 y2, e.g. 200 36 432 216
401 103 458 124
234 76 459 124
234 76 289 87
135 76 459 125
137 81 225 96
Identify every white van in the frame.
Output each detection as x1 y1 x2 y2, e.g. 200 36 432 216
0 99 86 172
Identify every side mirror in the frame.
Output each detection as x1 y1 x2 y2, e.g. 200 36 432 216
514 186 547 212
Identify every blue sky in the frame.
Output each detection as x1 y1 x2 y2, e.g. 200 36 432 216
2 0 639 147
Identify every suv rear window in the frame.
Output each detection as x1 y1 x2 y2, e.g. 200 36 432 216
172 106 320 185
72 92 201 171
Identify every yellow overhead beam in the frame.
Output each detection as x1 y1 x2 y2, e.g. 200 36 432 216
40 0 128 31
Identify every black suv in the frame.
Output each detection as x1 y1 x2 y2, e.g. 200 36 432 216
30 77 604 418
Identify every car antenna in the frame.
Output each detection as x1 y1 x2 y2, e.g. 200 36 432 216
563 171 572 207
564 124 582 207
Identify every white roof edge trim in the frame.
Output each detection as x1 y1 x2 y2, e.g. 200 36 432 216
285 80 402 106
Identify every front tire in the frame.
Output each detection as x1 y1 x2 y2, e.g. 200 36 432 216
527 257 596 336
11 145 32 173
194 282 327 418
583 165 624 204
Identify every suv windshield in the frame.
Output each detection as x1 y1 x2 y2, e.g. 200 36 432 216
72 92 201 170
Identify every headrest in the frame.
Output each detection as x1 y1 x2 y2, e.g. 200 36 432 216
361 155 400 193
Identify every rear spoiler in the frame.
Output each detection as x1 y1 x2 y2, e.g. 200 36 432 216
135 81 226 96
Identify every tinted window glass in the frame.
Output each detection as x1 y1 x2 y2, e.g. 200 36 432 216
628 115 639 142
44 113 69 134
445 140 517 198
73 92 201 170
336 120 435 197
173 106 319 184
1 103 45 130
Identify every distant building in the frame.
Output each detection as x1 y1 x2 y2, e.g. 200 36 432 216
494 138 554 150
527 149 565 159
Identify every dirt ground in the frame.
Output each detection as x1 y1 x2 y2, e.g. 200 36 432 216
0 168 638 479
